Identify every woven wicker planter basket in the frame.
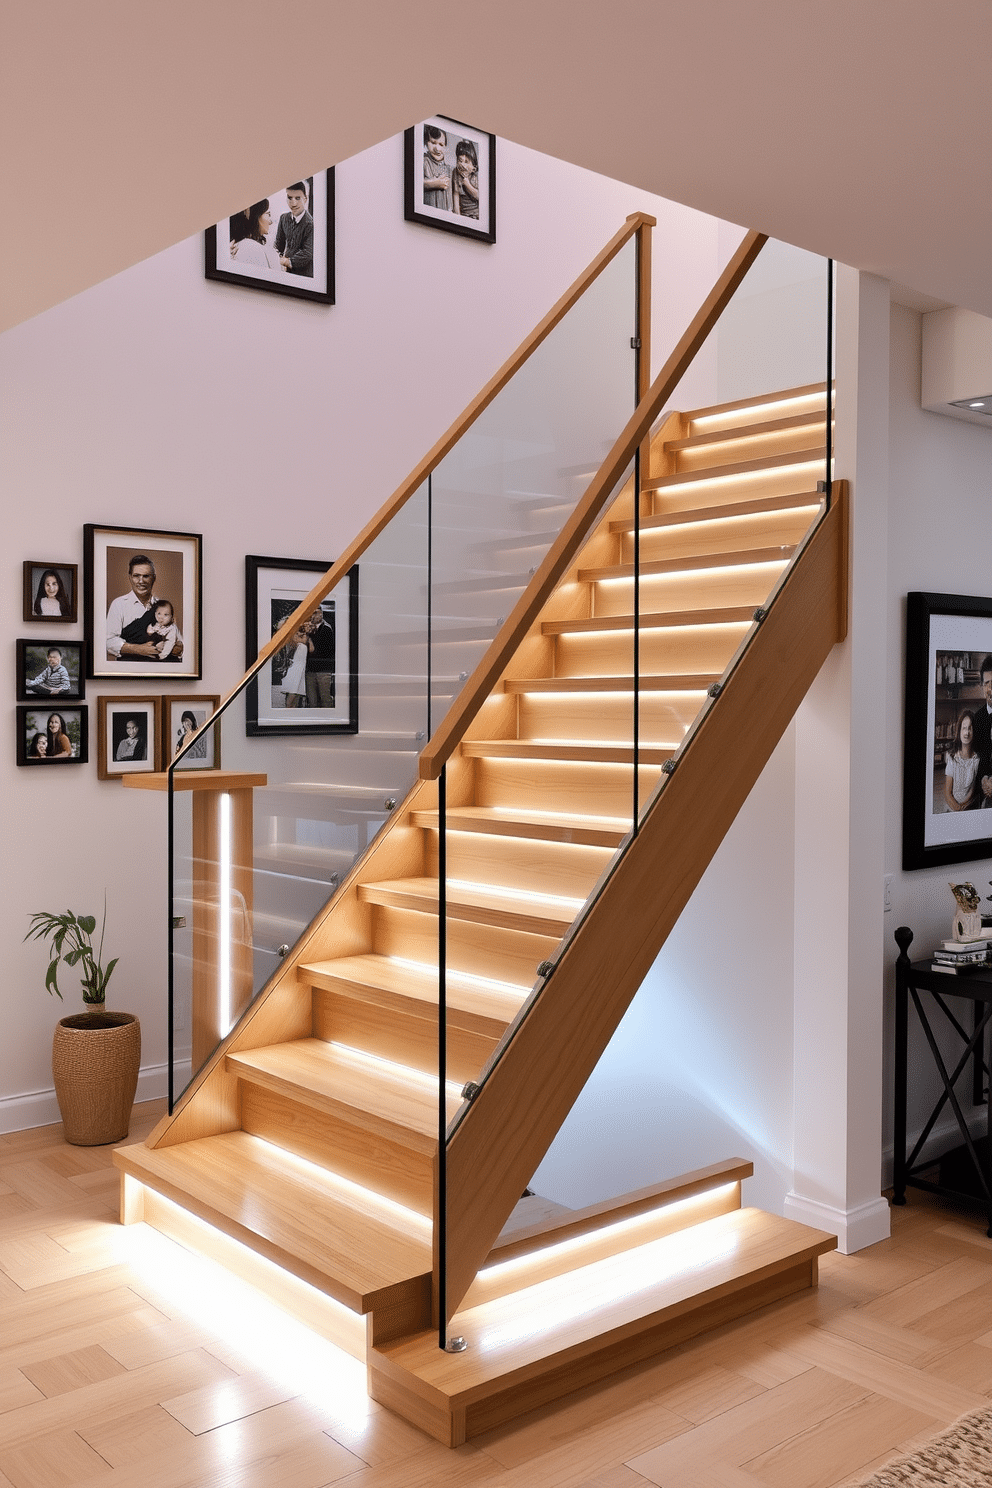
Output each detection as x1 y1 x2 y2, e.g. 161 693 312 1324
52 1011 141 1146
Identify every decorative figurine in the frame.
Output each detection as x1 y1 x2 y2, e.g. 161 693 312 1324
950 881 983 941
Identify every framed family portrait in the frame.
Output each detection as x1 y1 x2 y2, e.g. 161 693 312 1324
163 695 221 771
17 640 85 703
404 116 496 243
204 170 335 304
22 562 77 623
903 591 992 870
17 705 88 766
245 555 358 736
84 524 202 680
97 696 161 780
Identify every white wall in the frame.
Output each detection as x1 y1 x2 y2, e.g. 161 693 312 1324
0 132 729 1131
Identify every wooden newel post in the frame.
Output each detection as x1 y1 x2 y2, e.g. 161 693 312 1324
892 925 913 1206
124 770 267 1071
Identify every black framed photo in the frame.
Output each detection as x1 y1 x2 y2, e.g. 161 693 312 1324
904 591 992 869
97 696 161 780
17 705 88 766
84 524 201 680
404 116 496 243
17 640 85 703
164 695 221 771
204 170 334 304
245 556 358 736
23 562 78 623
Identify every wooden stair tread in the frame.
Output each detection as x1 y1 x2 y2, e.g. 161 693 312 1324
542 605 757 637
460 740 674 764
373 1208 836 1401
645 445 826 491
299 952 525 1034
227 1039 457 1147
114 1131 432 1313
411 806 629 848
665 411 830 451
609 491 821 534
579 545 795 582
358 877 580 937
683 381 828 425
504 673 717 695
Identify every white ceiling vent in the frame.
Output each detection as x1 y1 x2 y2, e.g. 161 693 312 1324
922 307 992 427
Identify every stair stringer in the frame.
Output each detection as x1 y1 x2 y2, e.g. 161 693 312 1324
439 480 849 1318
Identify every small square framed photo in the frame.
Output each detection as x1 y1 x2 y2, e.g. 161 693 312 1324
23 563 78 623
17 705 88 766
163 695 221 771
17 640 85 703
245 555 358 736
204 170 335 304
97 696 161 780
404 116 496 243
84 524 201 679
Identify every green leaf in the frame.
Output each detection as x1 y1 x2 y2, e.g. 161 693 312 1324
103 957 119 988
44 961 63 999
78 915 96 935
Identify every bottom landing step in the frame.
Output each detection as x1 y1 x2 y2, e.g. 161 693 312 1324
369 1207 836 1446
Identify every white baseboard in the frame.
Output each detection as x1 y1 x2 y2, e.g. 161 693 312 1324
0 1061 170 1135
783 1191 892 1254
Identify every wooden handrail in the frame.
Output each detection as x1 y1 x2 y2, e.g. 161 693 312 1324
182 212 656 760
418 227 768 781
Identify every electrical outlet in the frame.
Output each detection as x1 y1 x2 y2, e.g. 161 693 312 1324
884 874 893 913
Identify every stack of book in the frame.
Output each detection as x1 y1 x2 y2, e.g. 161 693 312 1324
932 938 992 972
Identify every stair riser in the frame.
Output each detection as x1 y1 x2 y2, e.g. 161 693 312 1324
239 1081 435 1217
312 987 499 1087
591 566 783 618
374 902 555 988
516 692 701 746
674 426 828 472
622 509 815 566
302 959 520 1038
425 828 613 901
474 756 663 818
554 624 748 679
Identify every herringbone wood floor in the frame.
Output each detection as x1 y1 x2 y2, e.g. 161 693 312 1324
1 1103 991 1487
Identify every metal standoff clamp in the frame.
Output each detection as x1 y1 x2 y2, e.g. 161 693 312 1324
707 682 723 698
277 944 290 958
461 1081 481 1101
661 758 677 775
752 607 767 623
384 797 397 810
445 1336 468 1353
537 960 555 978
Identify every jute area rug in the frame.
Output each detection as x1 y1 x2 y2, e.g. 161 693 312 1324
850 1405 992 1485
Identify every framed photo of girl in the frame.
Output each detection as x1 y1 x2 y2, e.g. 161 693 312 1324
245 555 358 737
204 171 334 304
84 524 202 680
404 116 496 243
163 695 221 771
17 640 85 703
17 705 88 766
22 563 78 623
903 591 992 869
97 696 161 781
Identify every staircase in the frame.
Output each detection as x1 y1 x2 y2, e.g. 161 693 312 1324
116 225 845 1446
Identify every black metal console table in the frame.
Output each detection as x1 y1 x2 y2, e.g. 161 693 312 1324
893 925 992 1237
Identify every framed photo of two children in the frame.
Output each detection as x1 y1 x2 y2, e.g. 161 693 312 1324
404 116 496 243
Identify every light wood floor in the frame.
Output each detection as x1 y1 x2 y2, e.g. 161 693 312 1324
2 1103 992 1488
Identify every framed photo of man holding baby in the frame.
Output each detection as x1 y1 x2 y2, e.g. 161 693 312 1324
84 524 202 680
903 591 992 870
404 116 496 243
204 171 335 304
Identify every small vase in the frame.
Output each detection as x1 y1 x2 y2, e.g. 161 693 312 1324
52 1011 141 1146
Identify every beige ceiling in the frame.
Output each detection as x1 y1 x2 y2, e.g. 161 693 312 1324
3 0 989 333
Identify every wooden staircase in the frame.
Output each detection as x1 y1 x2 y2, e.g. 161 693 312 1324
116 370 844 1444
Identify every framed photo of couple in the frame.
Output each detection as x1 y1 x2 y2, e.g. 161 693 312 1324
404 116 496 243
84 524 202 680
245 555 358 737
204 170 335 304
903 591 992 870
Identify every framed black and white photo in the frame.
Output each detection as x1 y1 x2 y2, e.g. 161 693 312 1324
204 170 334 304
23 562 78 624
404 116 496 243
97 696 161 780
164 695 221 771
17 640 85 703
17 705 88 766
245 555 358 736
84 524 201 680
904 591 992 869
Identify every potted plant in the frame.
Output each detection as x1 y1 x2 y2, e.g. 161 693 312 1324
25 903 140 1145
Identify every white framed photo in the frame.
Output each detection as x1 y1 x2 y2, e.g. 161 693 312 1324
84 524 201 680
97 696 161 780
205 171 334 304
